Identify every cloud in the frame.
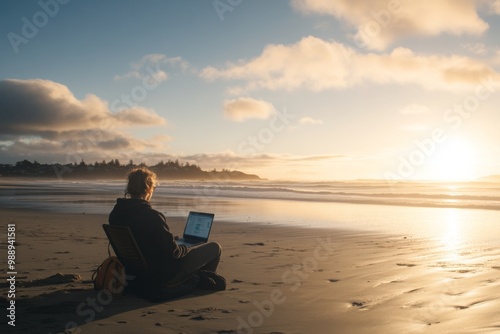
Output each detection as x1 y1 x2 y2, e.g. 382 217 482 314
0 79 166 135
400 124 430 132
399 104 433 132
223 97 276 122
490 0 500 14
114 54 190 82
461 42 488 55
0 79 170 163
201 36 353 92
291 0 489 50
399 104 430 115
201 36 500 93
299 116 323 124
177 152 344 171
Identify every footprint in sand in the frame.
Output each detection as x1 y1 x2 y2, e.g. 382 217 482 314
176 307 232 321
191 315 215 320
444 290 464 296
402 301 425 309
140 310 156 317
396 263 417 267
22 273 82 287
451 269 474 274
244 242 265 246
351 301 364 307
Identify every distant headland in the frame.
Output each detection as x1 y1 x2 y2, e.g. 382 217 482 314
478 175 500 182
0 159 262 181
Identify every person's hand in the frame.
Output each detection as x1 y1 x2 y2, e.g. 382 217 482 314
174 235 179 240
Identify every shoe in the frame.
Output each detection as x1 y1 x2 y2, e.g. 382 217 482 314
197 270 226 291
143 275 200 302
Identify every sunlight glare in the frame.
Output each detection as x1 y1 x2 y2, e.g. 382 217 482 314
429 137 477 181
440 209 463 262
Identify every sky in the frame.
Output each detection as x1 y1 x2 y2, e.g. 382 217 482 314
1 0 500 181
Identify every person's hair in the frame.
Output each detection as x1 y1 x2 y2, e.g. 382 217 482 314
125 167 157 198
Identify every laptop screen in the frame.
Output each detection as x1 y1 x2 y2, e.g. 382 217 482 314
183 212 214 240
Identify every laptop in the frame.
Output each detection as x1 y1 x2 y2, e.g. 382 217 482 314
176 211 215 248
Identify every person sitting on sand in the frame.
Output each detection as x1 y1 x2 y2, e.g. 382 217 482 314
108 167 225 296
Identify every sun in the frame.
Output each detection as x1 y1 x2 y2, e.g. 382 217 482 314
427 137 478 181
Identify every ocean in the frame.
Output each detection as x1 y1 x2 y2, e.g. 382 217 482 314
1 178 499 243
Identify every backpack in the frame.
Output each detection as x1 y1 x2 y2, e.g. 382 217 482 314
92 250 126 296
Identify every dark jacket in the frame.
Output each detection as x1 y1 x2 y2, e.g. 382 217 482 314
108 198 188 285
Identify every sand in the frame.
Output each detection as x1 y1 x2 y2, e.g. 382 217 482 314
1 207 500 334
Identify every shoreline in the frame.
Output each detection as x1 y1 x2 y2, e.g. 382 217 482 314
1 207 499 333
2 178 500 214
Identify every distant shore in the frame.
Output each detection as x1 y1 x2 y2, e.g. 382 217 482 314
0 159 262 181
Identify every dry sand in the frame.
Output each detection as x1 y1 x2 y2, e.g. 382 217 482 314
1 208 500 334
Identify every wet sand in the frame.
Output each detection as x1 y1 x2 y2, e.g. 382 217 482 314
1 208 500 333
